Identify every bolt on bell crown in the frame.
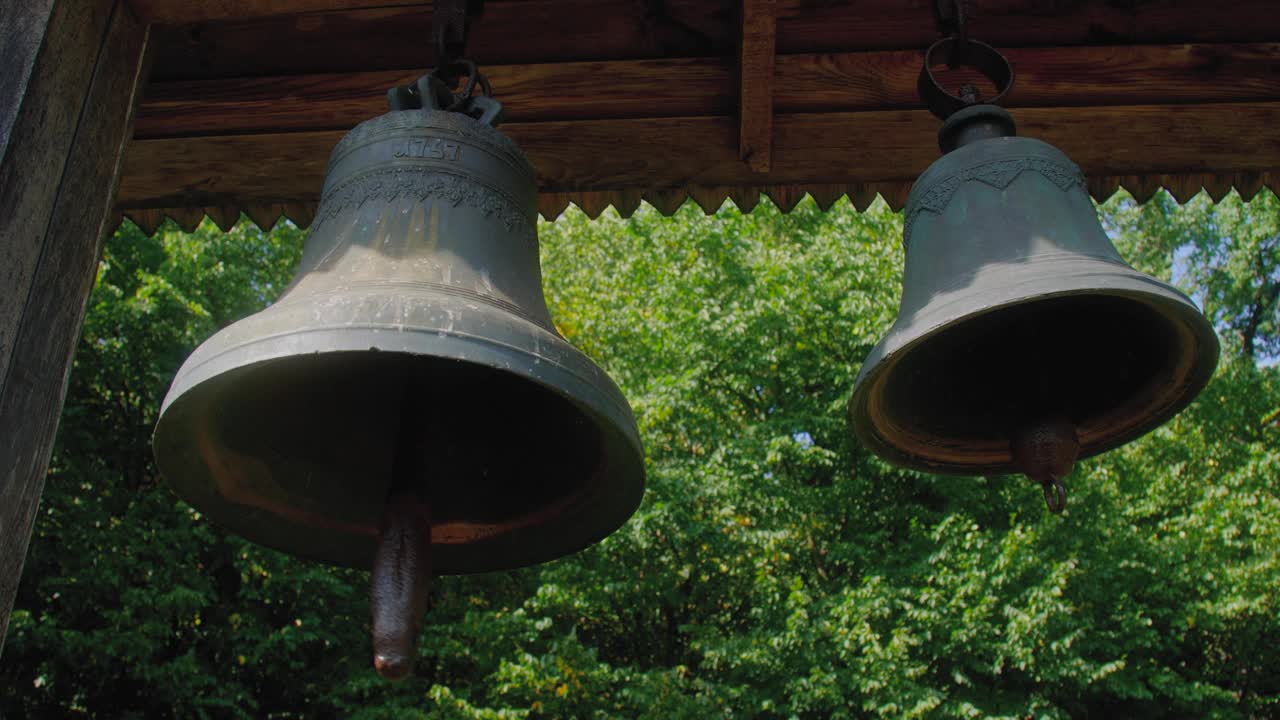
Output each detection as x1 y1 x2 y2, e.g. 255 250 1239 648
153 105 645 573
848 105 1219 475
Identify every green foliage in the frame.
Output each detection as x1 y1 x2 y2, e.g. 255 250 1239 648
4 193 1279 718
1105 190 1280 361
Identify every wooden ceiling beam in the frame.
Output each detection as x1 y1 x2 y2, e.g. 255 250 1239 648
737 0 776 173
117 101 1280 213
776 43 1280 114
134 43 1280 139
129 0 430 25
775 0 1280 53
147 0 731 81
137 57 735 137
145 0 1280 82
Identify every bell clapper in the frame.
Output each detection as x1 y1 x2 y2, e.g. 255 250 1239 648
371 489 432 680
1040 476 1068 514
1011 416 1079 514
371 397 434 681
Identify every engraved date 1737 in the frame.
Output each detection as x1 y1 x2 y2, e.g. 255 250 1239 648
394 137 461 162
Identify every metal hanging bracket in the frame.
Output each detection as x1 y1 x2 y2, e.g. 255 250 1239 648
432 0 485 79
387 61 505 127
931 0 969 53
386 0 503 127
918 37 1015 120
918 2 1017 153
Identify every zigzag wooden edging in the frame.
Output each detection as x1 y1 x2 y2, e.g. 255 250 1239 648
117 172 1278 236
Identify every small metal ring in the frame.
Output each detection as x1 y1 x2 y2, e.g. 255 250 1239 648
454 70 480 103
433 58 475 87
445 63 482 111
427 58 480 111
918 37 1014 120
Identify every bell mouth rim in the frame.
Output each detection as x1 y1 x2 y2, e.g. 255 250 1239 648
847 263 1220 476
155 325 644 574
161 297 631 422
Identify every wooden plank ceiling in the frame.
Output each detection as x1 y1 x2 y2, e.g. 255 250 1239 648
118 0 1280 231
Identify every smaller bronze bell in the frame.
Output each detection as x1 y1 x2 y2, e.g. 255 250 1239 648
847 100 1219 508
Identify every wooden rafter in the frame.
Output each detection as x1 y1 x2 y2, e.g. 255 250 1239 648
134 44 1280 138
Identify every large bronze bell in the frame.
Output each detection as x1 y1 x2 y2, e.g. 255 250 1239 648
154 74 644 678
848 60 1219 510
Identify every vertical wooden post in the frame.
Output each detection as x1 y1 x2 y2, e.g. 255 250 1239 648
0 0 150 651
738 0 777 173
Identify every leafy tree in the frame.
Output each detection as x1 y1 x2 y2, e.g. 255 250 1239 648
1106 190 1280 361
3 191 1278 718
